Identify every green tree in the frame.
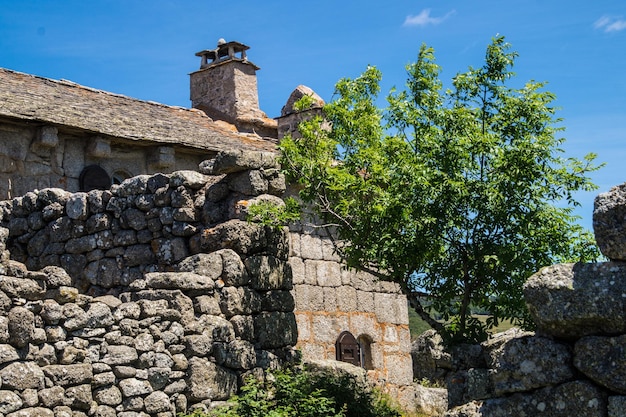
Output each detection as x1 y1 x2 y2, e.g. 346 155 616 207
280 36 602 342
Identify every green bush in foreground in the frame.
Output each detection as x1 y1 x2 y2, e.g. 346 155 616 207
181 364 402 417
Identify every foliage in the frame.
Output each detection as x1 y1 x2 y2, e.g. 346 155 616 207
246 197 300 230
293 93 317 112
280 35 603 343
184 364 402 417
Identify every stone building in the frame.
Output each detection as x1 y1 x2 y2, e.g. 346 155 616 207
0 40 414 412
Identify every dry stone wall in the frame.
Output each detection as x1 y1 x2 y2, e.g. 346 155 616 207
0 150 298 416
424 181 626 417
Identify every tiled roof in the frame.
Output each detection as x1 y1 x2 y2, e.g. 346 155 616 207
0 68 276 153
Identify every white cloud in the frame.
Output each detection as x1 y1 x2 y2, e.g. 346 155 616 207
403 9 455 27
594 15 626 32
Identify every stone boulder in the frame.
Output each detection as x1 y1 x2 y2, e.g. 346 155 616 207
482 328 575 395
412 383 448 417
523 262 626 338
574 334 626 394
209 149 278 175
593 182 626 260
445 381 606 417
305 359 369 394
411 329 452 382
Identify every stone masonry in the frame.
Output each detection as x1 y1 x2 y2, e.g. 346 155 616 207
0 150 298 416
431 181 626 417
0 148 415 416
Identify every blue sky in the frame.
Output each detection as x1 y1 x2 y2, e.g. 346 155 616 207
1 0 624 230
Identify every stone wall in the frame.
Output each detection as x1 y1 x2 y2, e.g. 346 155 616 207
412 181 626 417
0 147 416 415
0 121 207 201
289 224 414 390
0 150 298 416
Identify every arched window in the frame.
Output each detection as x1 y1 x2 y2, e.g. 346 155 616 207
357 334 374 370
79 165 111 192
335 331 361 367
112 170 132 185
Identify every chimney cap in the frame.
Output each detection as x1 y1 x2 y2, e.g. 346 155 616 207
195 40 258 69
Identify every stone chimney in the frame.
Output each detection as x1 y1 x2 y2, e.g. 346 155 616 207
190 39 277 139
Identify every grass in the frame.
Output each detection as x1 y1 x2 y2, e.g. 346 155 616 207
408 307 515 341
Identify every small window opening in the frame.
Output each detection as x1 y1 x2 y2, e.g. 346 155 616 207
357 334 374 370
112 170 132 185
335 331 361 367
79 165 111 192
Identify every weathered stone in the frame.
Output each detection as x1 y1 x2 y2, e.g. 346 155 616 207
0 344 19 364
260 290 295 312
170 170 208 190
193 294 221 315
41 265 72 288
0 276 45 299
196 220 267 255
94 385 123 406
211 149 278 175
38 385 65 407
123 244 155 267
147 367 170 390
103 345 138 365
93 371 116 387
185 333 213 356
574 334 626 394
412 384 448 417
609 397 626 417
0 390 23 414
0 361 44 390
177 251 222 279
483 328 574 395
8 306 34 347
62 303 88 331
245 255 292 290
66 193 89 220
85 258 124 288
218 286 247 316
593 182 626 260
524 262 626 338
119 378 153 397
85 301 114 328
134 289 193 318
152 237 188 265
445 380 606 417
114 302 141 320
20 388 38 407
411 329 453 383
214 339 257 370
42 363 92 386
447 368 493 407
254 311 297 349
145 271 215 291
113 365 137 379
117 175 150 197
94 405 117 417
144 391 172 414
6 407 54 417
63 383 92 409
186 357 238 401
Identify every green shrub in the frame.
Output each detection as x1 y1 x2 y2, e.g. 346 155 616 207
180 364 402 417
